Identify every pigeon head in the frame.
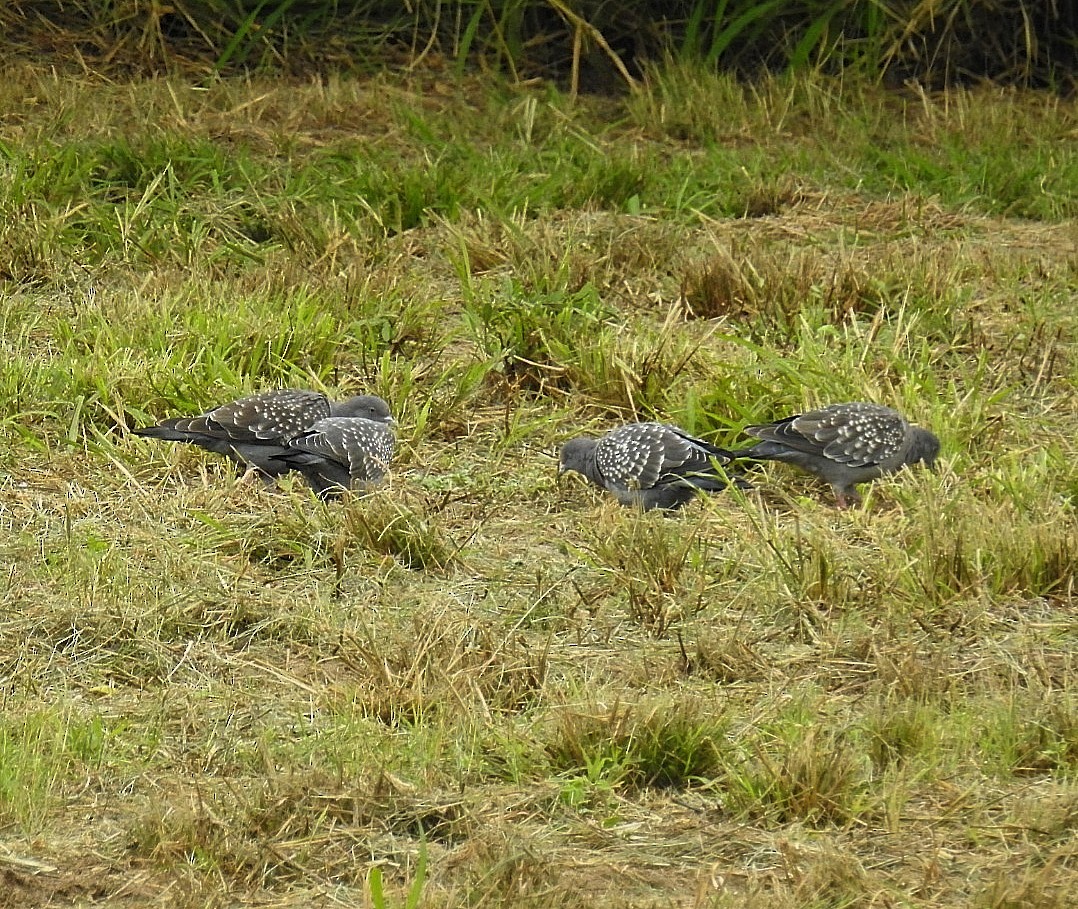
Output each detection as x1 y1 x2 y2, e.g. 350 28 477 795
908 427 941 468
332 394 396 426
558 437 598 480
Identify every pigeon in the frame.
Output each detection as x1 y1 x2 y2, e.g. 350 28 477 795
733 402 939 507
558 422 747 511
133 390 393 480
268 416 396 499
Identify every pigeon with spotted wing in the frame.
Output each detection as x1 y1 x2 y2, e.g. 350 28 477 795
134 390 393 480
734 402 939 507
558 422 747 511
268 416 396 499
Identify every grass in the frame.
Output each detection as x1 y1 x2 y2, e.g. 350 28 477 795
5 1 1074 89
0 60 1075 906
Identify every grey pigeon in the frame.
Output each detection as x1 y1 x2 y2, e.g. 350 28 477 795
134 390 392 480
268 416 396 499
734 402 939 507
558 422 747 511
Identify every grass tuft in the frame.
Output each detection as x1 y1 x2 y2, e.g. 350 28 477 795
734 724 872 826
342 491 461 572
547 697 727 793
337 607 548 725
578 512 712 636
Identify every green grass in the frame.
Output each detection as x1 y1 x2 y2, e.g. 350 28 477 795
0 61 1075 907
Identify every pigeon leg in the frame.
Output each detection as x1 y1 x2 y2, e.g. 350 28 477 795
834 488 861 509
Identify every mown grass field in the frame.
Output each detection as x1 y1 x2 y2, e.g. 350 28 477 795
0 61 1075 907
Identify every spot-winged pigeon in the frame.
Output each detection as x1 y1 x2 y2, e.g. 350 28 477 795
134 389 393 480
267 416 396 499
735 401 939 507
559 422 747 511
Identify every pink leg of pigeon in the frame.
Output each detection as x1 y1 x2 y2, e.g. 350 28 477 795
834 489 861 509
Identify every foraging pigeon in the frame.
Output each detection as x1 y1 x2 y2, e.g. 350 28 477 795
134 390 393 479
268 416 396 499
558 422 746 511
734 402 939 507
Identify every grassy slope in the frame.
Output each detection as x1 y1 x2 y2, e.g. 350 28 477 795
0 62 1075 907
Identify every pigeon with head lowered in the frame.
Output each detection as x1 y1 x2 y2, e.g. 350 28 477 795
268 415 396 499
558 422 747 511
734 401 939 507
133 390 392 480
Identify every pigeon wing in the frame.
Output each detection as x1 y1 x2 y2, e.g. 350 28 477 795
659 425 733 472
746 403 906 469
594 424 665 490
207 390 331 442
286 418 395 487
595 423 719 490
792 404 907 468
